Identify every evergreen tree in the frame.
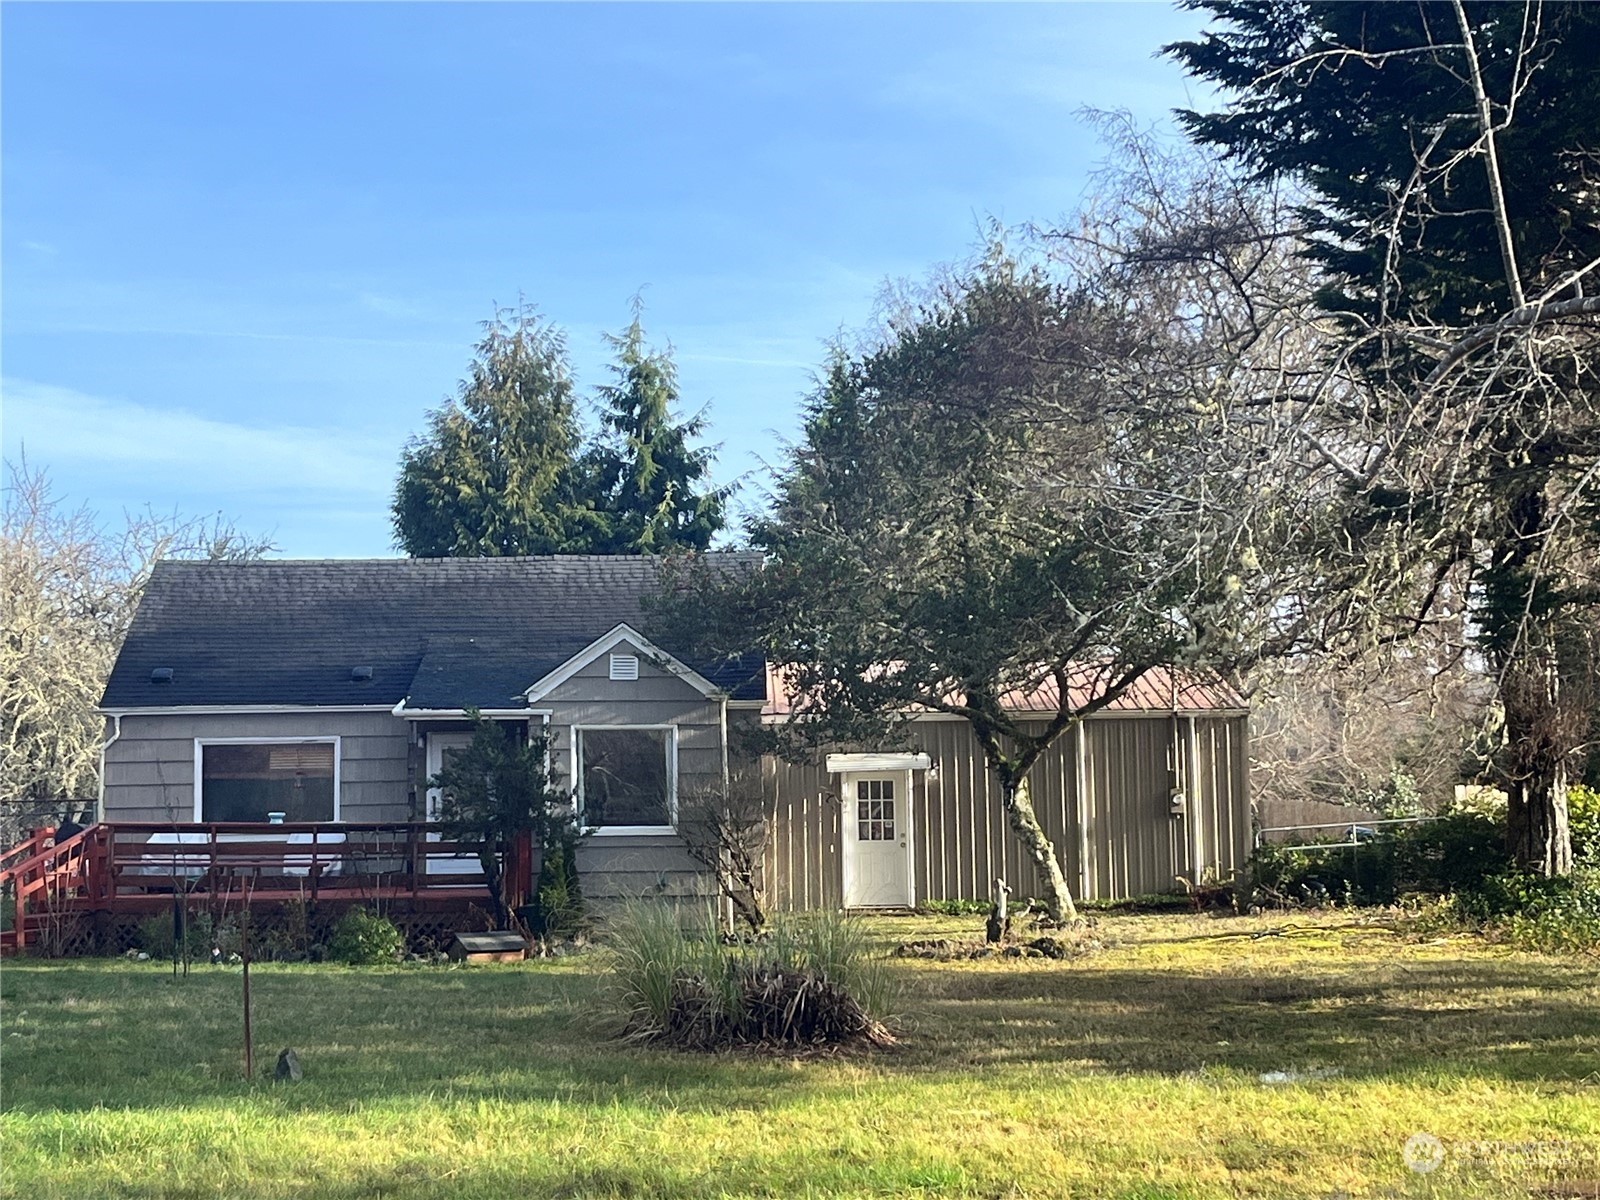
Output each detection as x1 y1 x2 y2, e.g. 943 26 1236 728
393 304 584 557
581 310 727 554
1169 2 1600 332
1169 2 1600 873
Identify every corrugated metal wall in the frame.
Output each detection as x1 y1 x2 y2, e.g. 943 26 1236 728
764 713 1249 908
1192 715 1253 878
763 756 841 911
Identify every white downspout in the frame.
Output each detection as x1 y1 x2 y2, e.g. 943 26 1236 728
97 713 123 824
719 696 731 792
719 695 733 932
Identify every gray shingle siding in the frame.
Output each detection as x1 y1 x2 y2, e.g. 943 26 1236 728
543 642 723 902
102 711 412 823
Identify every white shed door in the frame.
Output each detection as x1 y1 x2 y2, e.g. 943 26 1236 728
842 774 912 908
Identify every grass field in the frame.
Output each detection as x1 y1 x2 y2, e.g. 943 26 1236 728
4 910 1600 1199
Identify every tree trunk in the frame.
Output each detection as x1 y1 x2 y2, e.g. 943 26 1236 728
1501 643 1577 877
1507 765 1572 877
1001 774 1079 922
728 882 766 935
479 848 513 929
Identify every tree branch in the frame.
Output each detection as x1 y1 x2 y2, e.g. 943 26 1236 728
1452 0 1527 308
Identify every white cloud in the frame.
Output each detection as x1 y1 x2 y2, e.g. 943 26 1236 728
358 291 428 321
1 378 396 503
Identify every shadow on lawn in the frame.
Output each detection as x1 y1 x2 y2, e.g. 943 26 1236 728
899 955 1600 1081
4 947 1599 1115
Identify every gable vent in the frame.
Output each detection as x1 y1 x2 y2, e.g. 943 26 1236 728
608 654 640 681
150 667 174 684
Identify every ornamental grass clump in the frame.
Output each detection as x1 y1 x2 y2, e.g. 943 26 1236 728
605 903 894 1050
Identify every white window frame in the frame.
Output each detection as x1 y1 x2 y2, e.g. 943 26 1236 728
574 724 677 836
192 736 342 823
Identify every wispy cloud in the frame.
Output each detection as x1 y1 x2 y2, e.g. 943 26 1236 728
358 291 428 320
1 378 397 503
872 8 1206 134
9 322 459 349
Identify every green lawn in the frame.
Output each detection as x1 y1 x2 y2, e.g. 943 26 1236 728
4 911 1600 1199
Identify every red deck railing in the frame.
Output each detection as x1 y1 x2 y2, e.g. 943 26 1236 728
0 822 534 953
0 825 104 954
1 827 58 878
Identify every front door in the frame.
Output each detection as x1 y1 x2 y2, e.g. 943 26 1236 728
424 732 480 876
842 774 912 907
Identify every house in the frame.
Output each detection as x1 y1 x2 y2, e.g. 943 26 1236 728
95 557 762 912
7 555 1250 951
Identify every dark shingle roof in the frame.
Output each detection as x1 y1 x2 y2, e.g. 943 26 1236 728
101 555 766 710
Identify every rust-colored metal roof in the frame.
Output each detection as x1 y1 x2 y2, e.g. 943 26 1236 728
763 662 1246 717
993 663 1246 714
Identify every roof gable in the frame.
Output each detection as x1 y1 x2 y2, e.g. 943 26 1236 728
523 624 724 703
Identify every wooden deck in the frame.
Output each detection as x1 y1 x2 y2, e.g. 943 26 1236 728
0 822 533 954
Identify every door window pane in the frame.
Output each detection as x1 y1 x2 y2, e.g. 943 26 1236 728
852 781 900 841
856 796 898 841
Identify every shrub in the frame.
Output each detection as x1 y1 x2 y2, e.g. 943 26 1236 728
1415 867 1600 954
1251 837 1396 906
520 836 584 938
1251 810 1510 908
1367 787 1600 954
137 908 215 961
1392 812 1509 894
327 907 405 965
1570 786 1600 865
604 903 894 1050
253 898 315 962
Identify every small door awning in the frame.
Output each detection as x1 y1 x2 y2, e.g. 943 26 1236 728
825 752 932 773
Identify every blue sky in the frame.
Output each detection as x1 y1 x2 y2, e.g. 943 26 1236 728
2 2 1211 558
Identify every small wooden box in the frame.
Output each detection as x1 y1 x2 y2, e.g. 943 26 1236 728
449 932 528 963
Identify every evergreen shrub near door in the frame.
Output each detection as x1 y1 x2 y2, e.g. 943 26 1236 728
518 835 585 939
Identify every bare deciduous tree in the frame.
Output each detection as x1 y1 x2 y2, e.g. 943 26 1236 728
676 761 769 934
1 460 273 841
